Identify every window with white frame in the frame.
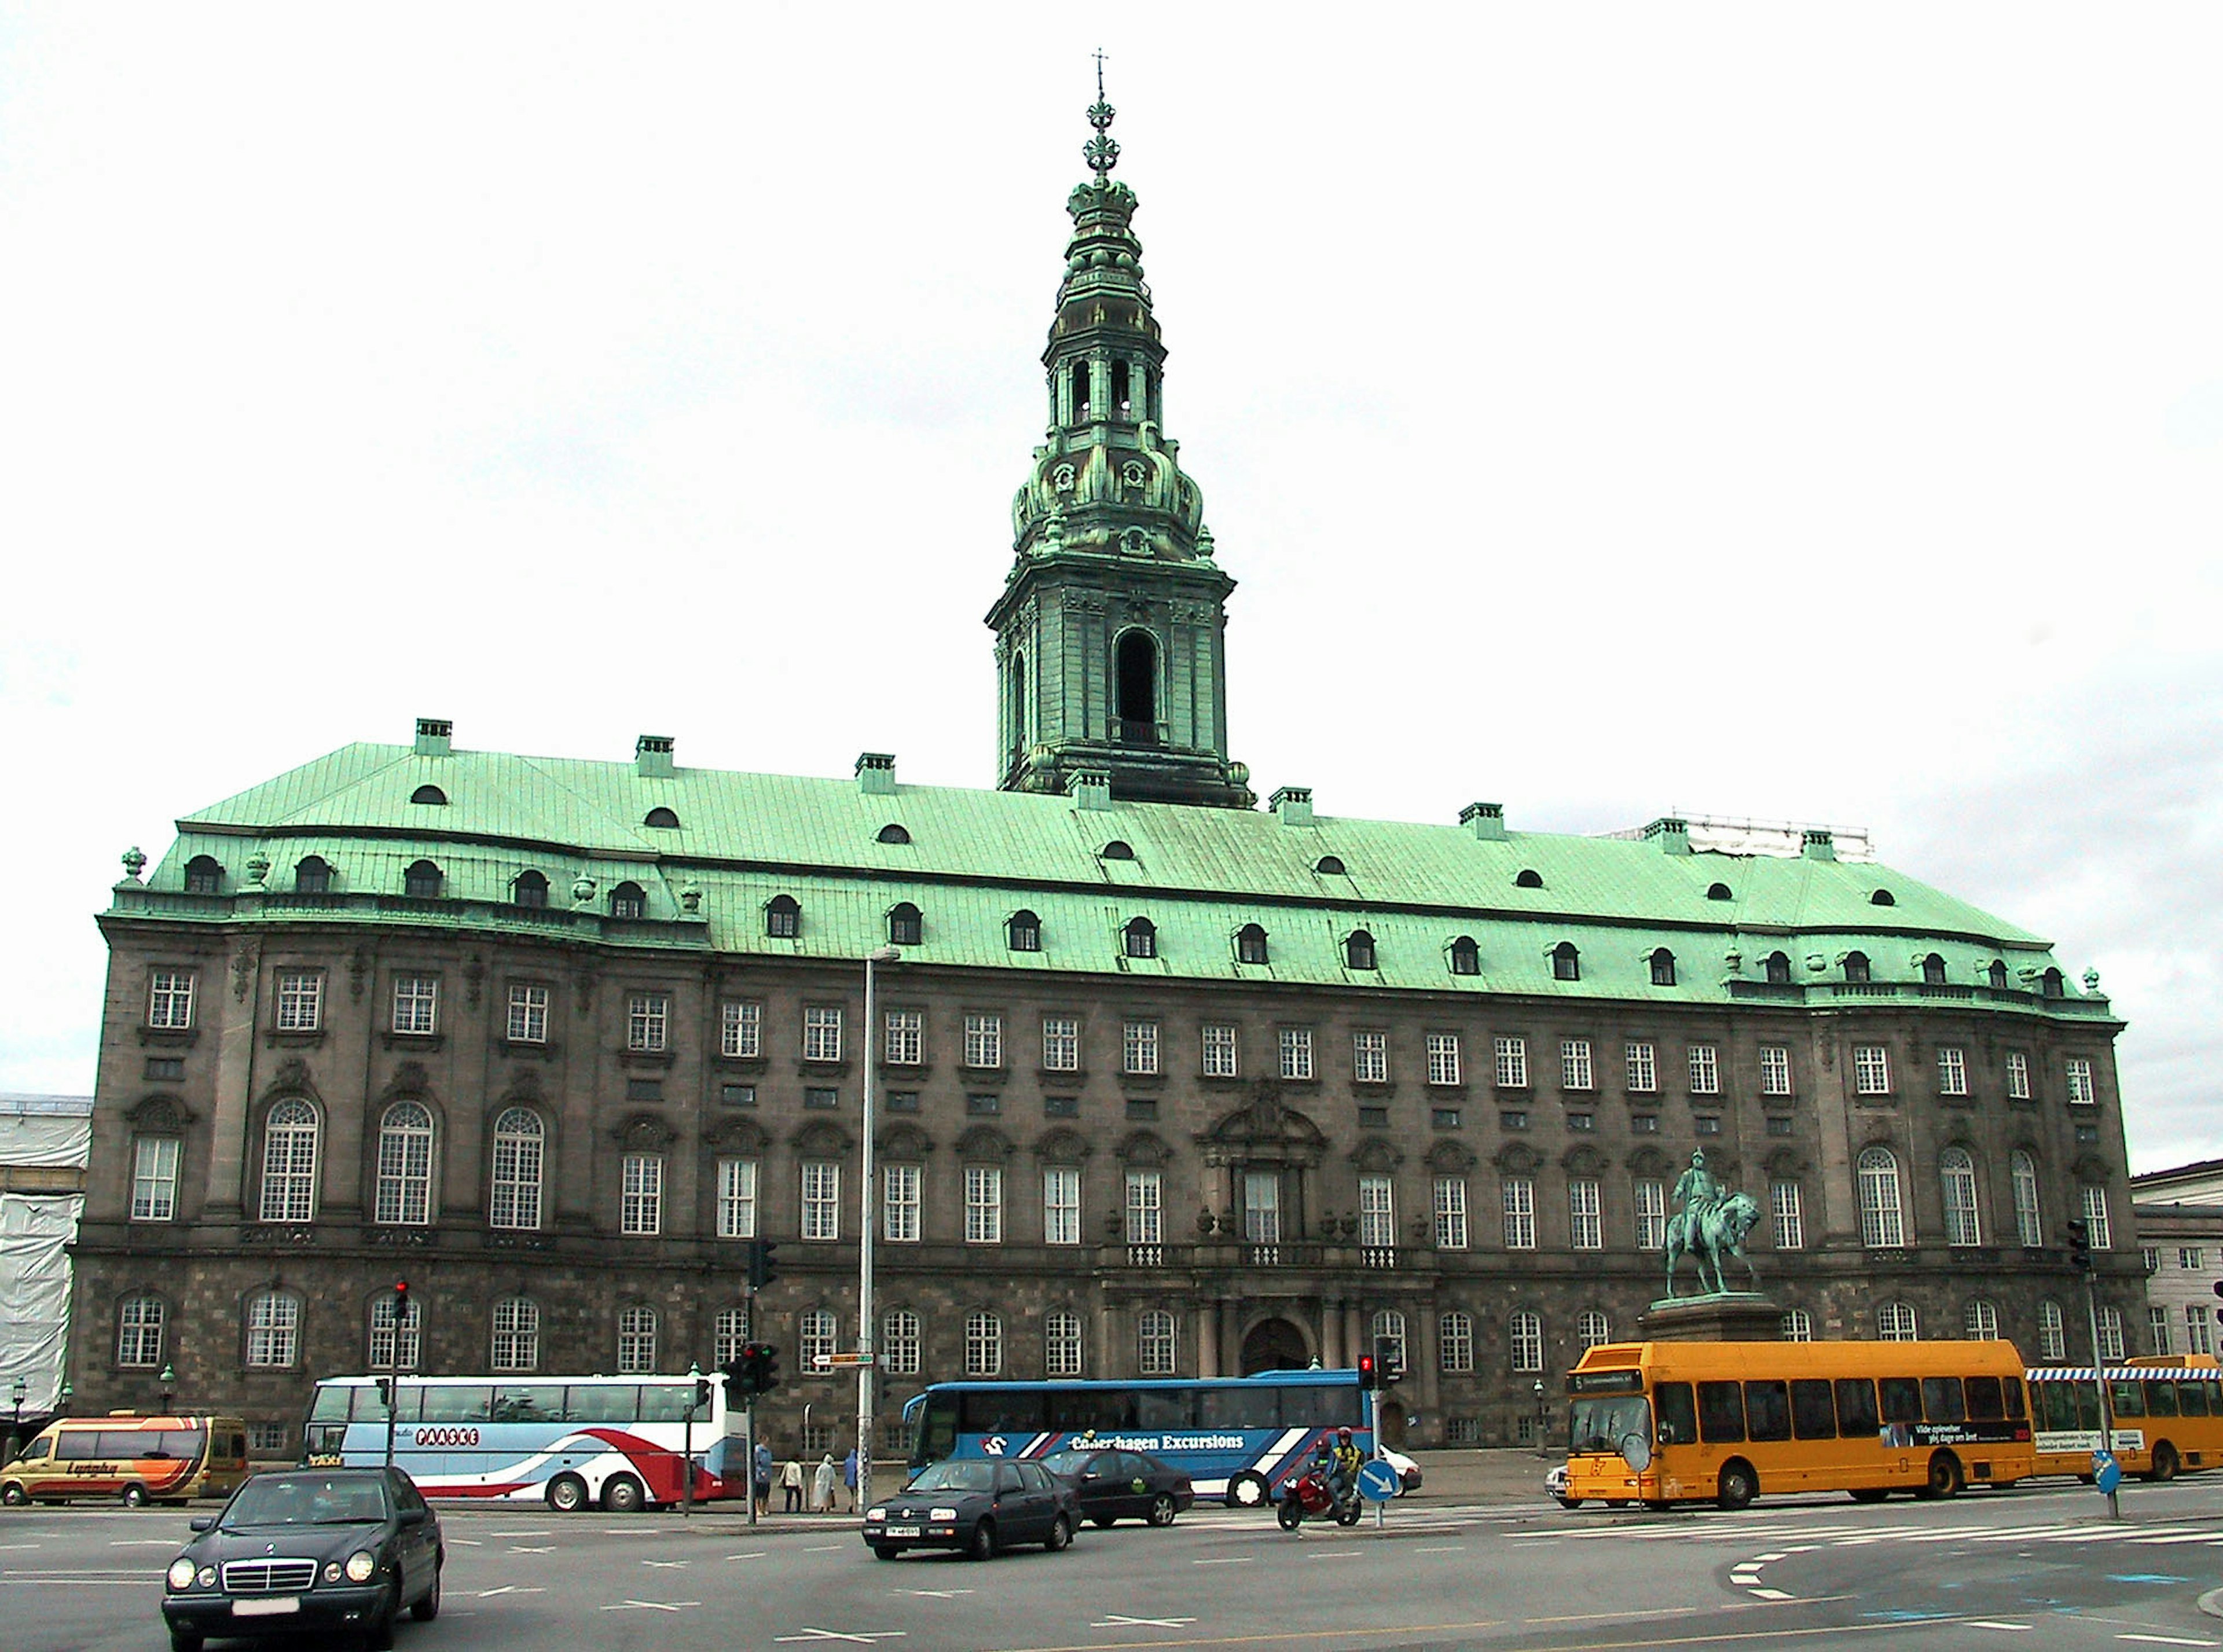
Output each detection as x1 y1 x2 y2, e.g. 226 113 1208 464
492 1297 539 1372
1858 1147 1905 1247
259 1100 320 1223
800 1308 837 1373
1243 1172 1281 1244
803 1006 842 1063
721 998 762 1058
1876 1300 1918 1341
1201 1022 1239 1077
1046 1309 1085 1376
1781 1309 1814 1342
1578 1309 1611 1350
1122 1019 1159 1075
1279 1027 1315 1081
802 1162 841 1240
882 1163 920 1242
617 1306 658 1373
1940 1148 1982 1246
1853 1044 1892 1095
714 1305 750 1365
375 1102 435 1226
2006 1051 2032 1099
882 1309 922 1376
965 1165 1004 1244
2066 1057 2096 1104
2081 1184 2112 1249
507 984 548 1044
1937 1046 1968 1096
965 1310 1002 1376
2182 1248 2205 1270
1440 1310 1474 1373
2190 1305 2215 1357
2011 1151 2043 1246
964 1012 1003 1069
2097 1304 2126 1362
1353 1030 1388 1084
2038 1299 2067 1361
1138 1308 1177 1375
627 993 669 1052
621 1154 663 1235
1770 1180 1804 1250
883 1008 922 1066
148 969 195 1030
131 1136 179 1222
1688 1044 1719 1095
1040 1166 1081 1246
1626 1041 1656 1093
1502 1177 1536 1250
1426 1032 1462 1086
1634 1178 1667 1250
1494 1036 1528 1088
1509 1309 1543 1372
717 1158 758 1239
275 970 322 1031
118 1295 164 1367
246 1291 300 1367
1433 1176 1469 1249
1043 1015 1080 1071
1561 1038 1593 1091
490 1108 544 1230
2149 1305 2172 1354
1568 1180 1602 1250
1965 1299 2001 1339
1125 1169 1162 1244
1359 1175 1396 1249
391 975 438 1036
1758 1044 1792 1096
1372 1309 1407 1373
369 1292 421 1370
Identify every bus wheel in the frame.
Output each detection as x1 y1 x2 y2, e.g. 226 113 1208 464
601 1474 647 1514
1715 1462 1757 1511
1917 1452 1963 1500
546 1474 588 1513
2147 1444 2180 1482
120 1484 148 1509
1225 1471 1271 1510
1848 1487 1890 1504
1556 1496 1582 1510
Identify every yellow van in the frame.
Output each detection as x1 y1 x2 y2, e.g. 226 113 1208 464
1 1414 249 1507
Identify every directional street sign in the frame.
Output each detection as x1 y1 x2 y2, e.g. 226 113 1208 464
811 1353 875 1368
2092 1448 2123 1496
1358 1459 1400 1502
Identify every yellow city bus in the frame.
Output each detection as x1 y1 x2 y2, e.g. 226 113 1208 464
0 1414 250 1508
1561 1341 2035 1510
2026 1360 2223 1482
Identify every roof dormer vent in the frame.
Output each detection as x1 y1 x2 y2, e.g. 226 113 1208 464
1269 786 1314 827
1800 828 1837 862
636 735 676 779
413 718 453 758
1459 801 1506 841
856 752 897 796
1068 768 1112 812
1645 817 1692 856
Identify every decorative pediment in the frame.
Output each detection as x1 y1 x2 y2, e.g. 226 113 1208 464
1197 1082 1327 1165
705 1117 767 1155
1424 1140 1477 1174
1560 1144 1608 1177
381 1060 430 1100
791 1120 853 1157
128 1093 194 1132
260 1058 320 1104
1350 1139 1402 1173
1626 1146 1673 1178
878 1122 937 1161
1032 1126 1091 1165
1492 1143 1543 1176
1116 1130 1171 1168
956 1125 1015 1163
612 1113 676 1152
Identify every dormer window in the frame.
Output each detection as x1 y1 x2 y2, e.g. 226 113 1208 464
1514 869 1544 890
1988 960 2009 990
1764 950 1792 985
1102 840 1134 860
1448 936 1480 976
1870 889 1896 907
294 857 332 895
512 871 549 909
1551 942 1580 982
1345 930 1377 971
889 903 923 947
644 807 681 829
610 882 647 920
766 895 801 939
1843 951 1872 985
184 856 222 895
1237 924 1270 965
1649 949 1677 987
876 823 911 845
411 784 448 806
1007 911 1041 953
1706 882 1733 901
1315 856 1347 876
1920 953 1947 986
1124 917 1157 960
403 860 443 900
2040 968 2065 999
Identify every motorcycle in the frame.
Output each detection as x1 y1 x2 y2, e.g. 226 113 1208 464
1275 1461 1363 1530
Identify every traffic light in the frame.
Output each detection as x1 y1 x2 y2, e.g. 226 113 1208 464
720 1356 750 1401
2066 1219 2092 1272
375 1376 392 1407
1358 1352 1378 1391
1375 1335 1404 1386
753 1341 782 1395
749 1239 780 1292
693 1376 713 1411
392 1279 410 1318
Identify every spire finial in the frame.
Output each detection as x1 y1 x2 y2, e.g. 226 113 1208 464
1084 50 1119 179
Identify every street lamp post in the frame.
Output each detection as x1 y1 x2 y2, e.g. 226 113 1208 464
857 944 900 1521
1532 1380 1548 1459
157 1364 175 1416
8 1376 24 1462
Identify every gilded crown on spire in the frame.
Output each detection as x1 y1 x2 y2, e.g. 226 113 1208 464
1084 53 1119 178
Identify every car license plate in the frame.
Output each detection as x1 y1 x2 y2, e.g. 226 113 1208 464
885 1524 920 1538
232 1598 301 1618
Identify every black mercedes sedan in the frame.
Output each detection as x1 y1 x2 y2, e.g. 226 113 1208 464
862 1457 1079 1560
160 1466 443 1652
1039 1445 1195 1528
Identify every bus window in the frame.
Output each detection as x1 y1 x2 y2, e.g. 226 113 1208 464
1655 1382 1696 1446
1744 1381 1792 1442
567 1386 638 1425
1835 1378 1880 1437
1879 1378 1922 1425
492 1385 567 1423
1197 1387 1272 1430
639 1385 692 1423
1791 1379 1837 1440
964 1390 1048 1435
2145 1379 2180 1418
56 1430 100 1461
159 1430 204 1460
1133 1389 1193 1431
2002 1376 2026 1419
420 1385 494 1424
310 1387 354 1423
2109 1380 2147 1419
914 1395 958 1464
1281 1385 1348 1430
1965 1377 2005 1421
2178 1381 2211 1418
1921 1378 1965 1425
1697 1381 1746 1444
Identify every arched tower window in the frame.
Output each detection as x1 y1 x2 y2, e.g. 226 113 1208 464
1114 632 1158 746
1007 650 1027 761
375 1101 435 1227
1071 360 1090 421
1112 359 1132 418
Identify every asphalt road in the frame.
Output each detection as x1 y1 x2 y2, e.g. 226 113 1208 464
8 1480 2223 1651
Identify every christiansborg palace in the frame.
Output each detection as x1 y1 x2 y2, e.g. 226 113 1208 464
67 93 2139 1459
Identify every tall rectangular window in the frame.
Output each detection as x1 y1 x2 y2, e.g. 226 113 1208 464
391 975 438 1036
1634 1179 1666 1250
1043 1166 1081 1246
246 1293 299 1368
963 1013 1003 1069
715 1306 751 1366
492 1298 539 1372
1047 1310 1085 1376
2190 1306 2215 1357
507 984 548 1044
1770 1180 1805 1249
1937 1046 1968 1096
716 1158 758 1239
1359 1174 1396 1249
1279 1027 1314 1081
1352 1030 1388 1085
276 970 322 1031
1042 1015 1080 1071
802 1162 841 1240
1509 1310 1543 1373
621 1154 662 1235
1243 1172 1281 1244
2006 1051 2032 1099
2151 1306 2173 1356
721 999 762 1058
884 1008 922 1066
2081 1184 2112 1249
1494 1036 1528 1088
1625 1041 1656 1093
628 993 669 1052
1502 1177 1536 1250
1125 1169 1162 1245
1687 1043 1719 1095
1561 1039 1593 1091
1853 1044 1892 1095
2097 1304 2125 1362
883 1163 920 1242
1758 1044 1792 1096
131 1136 179 1221
803 1006 842 1063
965 1165 1004 1243
1426 1033 1462 1086
1433 1176 1469 1249
1568 1179 1602 1250
148 970 195 1029
882 1310 921 1376
1201 1023 1239 1077
1439 1311 1474 1374
618 1306 656 1374
1122 1019 1159 1075
2066 1058 2096 1104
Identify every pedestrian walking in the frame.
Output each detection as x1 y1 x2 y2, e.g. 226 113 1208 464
780 1455 805 1512
813 1451 837 1513
753 1441 772 1518
842 1445 859 1513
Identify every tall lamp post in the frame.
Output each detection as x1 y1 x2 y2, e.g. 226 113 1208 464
1532 1380 1548 1459
8 1376 24 1462
857 944 900 1520
157 1364 175 1416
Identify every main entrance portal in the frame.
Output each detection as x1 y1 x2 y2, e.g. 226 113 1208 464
1240 1317 1308 1374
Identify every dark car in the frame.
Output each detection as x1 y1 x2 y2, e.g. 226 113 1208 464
161 1466 443 1652
1039 1445 1194 1528
862 1457 1079 1561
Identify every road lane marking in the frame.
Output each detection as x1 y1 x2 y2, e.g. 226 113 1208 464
108 1539 177 1546
601 1599 702 1611
487 1529 552 1537
1191 1556 1253 1565
805 1543 847 1552
1748 1588 1793 1601
901 1588 974 1598
773 1631 907 1644
1965 1624 2032 1632
1416 1545 1466 1553
1093 1614 1197 1629
448 1537 483 1546
1754 1552 1788 1562
2115 1638 2218 1648
643 1558 690 1568
508 1544 554 1554
724 1551 767 1561
472 1585 546 1598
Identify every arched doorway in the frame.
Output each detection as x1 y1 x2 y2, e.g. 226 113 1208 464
1239 1317 1308 1374
1377 1398 1408 1447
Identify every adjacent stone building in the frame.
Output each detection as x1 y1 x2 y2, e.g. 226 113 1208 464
2130 1159 2223 1361
65 94 2142 1459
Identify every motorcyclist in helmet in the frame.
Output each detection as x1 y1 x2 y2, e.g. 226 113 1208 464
1326 1426 1364 1510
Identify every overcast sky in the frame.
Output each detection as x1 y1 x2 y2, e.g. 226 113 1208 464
3 6 2217 1173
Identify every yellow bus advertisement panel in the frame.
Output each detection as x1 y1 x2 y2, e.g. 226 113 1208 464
1562 1341 2034 1511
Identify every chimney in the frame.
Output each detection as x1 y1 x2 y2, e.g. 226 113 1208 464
1646 817 1692 856
413 718 452 758
1800 828 1836 862
1459 801 1506 841
636 735 676 779
1268 786 1314 827
855 752 897 796
1067 768 1112 812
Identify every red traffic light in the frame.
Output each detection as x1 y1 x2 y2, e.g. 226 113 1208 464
1358 1353 1378 1390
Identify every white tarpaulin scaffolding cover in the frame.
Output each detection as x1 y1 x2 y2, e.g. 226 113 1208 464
1 1097 92 1416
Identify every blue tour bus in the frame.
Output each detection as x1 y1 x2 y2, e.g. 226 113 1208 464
901 1368 1370 1508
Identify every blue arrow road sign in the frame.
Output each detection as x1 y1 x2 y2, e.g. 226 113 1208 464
2093 1448 2122 1495
1358 1460 1400 1502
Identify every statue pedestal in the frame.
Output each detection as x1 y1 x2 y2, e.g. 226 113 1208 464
1637 1294 1782 1343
